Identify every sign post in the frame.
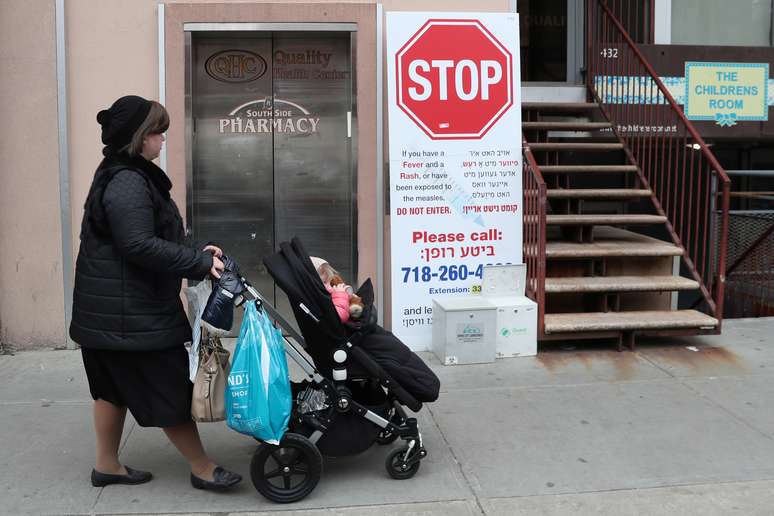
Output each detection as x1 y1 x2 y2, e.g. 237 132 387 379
387 12 521 350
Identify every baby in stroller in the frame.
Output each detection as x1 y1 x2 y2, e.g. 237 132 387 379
309 256 364 323
223 238 440 503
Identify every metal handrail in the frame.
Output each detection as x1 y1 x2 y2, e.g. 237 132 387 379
522 140 547 188
595 1 729 186
522 138 547 338
587 0 731 325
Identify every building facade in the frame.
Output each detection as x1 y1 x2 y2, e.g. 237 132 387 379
1 0 772 350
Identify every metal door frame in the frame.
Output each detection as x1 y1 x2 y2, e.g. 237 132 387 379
183 23 359 291
184 22 357 32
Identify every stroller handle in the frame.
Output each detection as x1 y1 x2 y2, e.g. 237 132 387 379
239 276 320 324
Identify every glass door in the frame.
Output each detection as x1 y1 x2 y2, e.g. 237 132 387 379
519 0 585 84
271 32 356 317
189 33 275 300
187 30 356 322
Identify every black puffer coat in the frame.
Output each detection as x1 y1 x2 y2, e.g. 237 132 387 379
69 152 213 351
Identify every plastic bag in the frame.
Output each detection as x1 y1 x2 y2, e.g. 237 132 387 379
297 384 329 414
184 279 213 382
226 301 292 444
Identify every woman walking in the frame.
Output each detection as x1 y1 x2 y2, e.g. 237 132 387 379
70 95 242 491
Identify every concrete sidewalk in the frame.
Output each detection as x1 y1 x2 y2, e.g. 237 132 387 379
3 318 774 515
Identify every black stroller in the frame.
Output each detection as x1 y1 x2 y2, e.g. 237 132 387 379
233 237 440 503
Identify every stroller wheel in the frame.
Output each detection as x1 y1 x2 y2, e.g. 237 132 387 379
250 433 322 503
385 446 421 480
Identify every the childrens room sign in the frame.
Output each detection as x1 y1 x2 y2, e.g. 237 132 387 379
685 62 769 126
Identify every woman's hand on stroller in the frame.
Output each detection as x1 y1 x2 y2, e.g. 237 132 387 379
203 245 225 278
210 255 225 279
203 244 224 258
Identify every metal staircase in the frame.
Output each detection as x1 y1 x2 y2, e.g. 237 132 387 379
521 0 730 349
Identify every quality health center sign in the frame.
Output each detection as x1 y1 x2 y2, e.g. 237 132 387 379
387 12 522 350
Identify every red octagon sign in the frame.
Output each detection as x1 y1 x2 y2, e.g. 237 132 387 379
396 19 513 140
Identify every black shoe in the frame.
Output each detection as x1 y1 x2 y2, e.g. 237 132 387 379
190 466 242 491
91 466 152 487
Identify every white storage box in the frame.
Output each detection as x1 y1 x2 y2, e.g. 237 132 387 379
482 265 538 358
432 297 497 365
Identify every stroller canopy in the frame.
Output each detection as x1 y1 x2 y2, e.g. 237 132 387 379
263 238 348 346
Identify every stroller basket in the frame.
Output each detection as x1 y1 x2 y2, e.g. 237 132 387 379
232 237 439 503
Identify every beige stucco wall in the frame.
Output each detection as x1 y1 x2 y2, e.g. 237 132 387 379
0 0 511 349
0 1 66 350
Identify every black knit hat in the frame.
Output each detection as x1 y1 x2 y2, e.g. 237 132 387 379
96 95 152 149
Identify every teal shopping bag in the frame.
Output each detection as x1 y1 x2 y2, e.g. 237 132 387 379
226 301 291 444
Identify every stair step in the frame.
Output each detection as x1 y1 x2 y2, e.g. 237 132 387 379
546 214 667 226
523 122 612 131
530 142 624 151
545 275 699 293
540 165 638 174
544 310 718 333
547 189 652 199
522 102 599 112
546 226 683 258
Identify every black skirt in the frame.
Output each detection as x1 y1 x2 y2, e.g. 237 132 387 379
81 346 193 428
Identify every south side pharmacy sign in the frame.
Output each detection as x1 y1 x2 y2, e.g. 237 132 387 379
387 12 521 351
685 62 769 126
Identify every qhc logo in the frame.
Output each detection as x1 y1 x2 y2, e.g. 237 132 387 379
206 50 267 83
219 97 320 135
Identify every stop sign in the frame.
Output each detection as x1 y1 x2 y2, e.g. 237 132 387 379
396 19 513 140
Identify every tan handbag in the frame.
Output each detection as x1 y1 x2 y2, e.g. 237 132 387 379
191 331 231 423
